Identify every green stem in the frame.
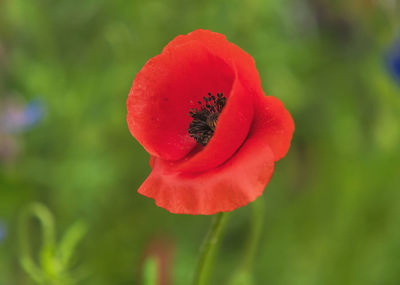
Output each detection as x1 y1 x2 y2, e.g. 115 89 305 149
229 198 265 285
242 198 264 271
192 212 229 285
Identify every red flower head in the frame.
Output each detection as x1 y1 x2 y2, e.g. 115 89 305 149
127 30 294 215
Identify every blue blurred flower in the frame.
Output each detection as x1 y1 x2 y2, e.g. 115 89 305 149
0 99 45 133
0 98 45 162
386 36 400 85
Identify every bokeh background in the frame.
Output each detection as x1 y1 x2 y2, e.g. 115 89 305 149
1 0 400 284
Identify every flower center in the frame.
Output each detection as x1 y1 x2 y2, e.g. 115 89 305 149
188 92 226 146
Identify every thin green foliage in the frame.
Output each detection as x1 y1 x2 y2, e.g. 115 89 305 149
18 203 87 285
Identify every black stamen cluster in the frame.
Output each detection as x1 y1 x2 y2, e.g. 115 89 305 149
188 93 226 146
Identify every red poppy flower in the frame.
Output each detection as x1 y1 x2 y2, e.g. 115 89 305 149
127 30 294 215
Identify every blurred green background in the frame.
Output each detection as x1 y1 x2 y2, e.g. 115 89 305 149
1 0 400 284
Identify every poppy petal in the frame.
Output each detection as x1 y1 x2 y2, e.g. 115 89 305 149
138 130 275 215
252 95 295 161
127 41 235 161
164 29 263 95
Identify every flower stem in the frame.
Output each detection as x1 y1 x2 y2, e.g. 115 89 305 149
242 198 264 271
192 212 229 285
229 198 265 285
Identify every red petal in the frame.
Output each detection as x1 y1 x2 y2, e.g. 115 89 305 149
138 138 275 215
164 30 263 96
127 41 235 161
252 95 295 161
